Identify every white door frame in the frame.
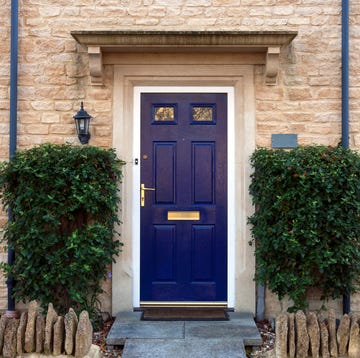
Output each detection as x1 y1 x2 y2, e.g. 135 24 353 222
132 86 235 308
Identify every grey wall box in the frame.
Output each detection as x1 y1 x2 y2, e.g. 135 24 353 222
271 134 298 148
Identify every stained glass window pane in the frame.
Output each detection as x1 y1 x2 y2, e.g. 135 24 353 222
154 106 175 121
192 106 213 121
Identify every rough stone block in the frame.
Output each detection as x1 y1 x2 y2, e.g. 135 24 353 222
35 314 45 353
319 319 330 358
295 310 309 358
3 319 19 358
53 316 64 355
288 313 295 358
17 311 27 354
25 300 40 352
0 314 8 352
44 303 58 355
84 344 103 358
75 311 93 358
328 309 338 357
307 312 320 358
64 308 78 355
275 312 288 358
337 314 350 356
349 319 360 358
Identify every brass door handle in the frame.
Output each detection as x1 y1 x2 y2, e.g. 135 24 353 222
141 183 155 207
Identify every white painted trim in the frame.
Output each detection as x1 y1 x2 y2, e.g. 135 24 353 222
132 86 235 308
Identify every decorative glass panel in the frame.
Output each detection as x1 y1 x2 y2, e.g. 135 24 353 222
192 106 213 121
154 106 175 121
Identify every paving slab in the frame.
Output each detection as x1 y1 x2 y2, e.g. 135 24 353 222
185 312 262 346
123 338 247 358
106 311 261 357
106 312 184 345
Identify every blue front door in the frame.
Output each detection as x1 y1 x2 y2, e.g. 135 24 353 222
140 93 227 303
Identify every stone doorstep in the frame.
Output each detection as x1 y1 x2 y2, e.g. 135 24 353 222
123 338 247 358
106 311 262 357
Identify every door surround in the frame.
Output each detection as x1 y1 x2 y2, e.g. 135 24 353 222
112 60 256 314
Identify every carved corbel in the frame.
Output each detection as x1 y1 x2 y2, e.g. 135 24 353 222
88 46 103 85
265 47 281 85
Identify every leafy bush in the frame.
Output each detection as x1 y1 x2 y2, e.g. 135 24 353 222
0 143 125 317
248 146 360 311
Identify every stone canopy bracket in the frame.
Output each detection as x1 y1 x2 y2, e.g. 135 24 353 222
88 46 103 85
265 47 281 85
71 31 297 86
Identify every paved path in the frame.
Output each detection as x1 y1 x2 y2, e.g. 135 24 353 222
106 311 262 358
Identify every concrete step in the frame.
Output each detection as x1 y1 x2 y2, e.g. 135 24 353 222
106 311 262 358
123 337 247 358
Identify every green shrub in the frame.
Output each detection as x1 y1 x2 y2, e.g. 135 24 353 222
248 146 360 311
0 143 125 317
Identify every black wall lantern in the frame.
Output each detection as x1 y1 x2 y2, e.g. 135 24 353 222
73 102 92 144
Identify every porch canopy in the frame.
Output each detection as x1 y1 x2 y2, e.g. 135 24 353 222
71 31 297 85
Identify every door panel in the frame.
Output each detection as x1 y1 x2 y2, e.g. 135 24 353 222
140 93 227 303
192 142 215 204
154 143 176 204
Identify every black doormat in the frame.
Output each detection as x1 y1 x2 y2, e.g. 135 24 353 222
141 307 229 321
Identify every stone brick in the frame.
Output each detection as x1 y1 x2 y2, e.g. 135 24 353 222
187 0 211 5
50 124 74 135
25 124 49 135
41 113 60 124
148 6 167 17
127 7 148 17
213 0 240 5
273 6 294 16
154 0 185 6
30 101 54 111
287 87 313 100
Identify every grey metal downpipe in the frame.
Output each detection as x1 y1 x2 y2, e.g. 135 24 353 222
341 0 351 315
6 0 19 317
341 0 350 149
256 285 265 322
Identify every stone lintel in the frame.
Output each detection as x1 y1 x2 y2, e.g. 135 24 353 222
71 31 297 85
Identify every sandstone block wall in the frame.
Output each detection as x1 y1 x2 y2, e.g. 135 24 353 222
0 301 97 358
272 310 360 358
0 1 359 314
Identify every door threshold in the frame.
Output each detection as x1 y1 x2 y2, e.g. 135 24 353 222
138 301 229 308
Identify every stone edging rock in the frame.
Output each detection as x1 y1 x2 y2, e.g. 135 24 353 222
269 309 360 358
0 301 102 358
